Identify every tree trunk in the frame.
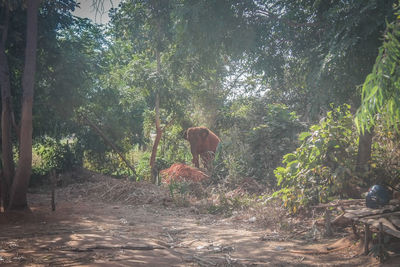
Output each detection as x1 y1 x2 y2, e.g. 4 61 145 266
150 93 162 184
0 2 13 210
356 129 373 174
149 49 162 184
0 63 14 209
8 0 40 210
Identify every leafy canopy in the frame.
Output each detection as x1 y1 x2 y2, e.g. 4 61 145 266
356 2 400 132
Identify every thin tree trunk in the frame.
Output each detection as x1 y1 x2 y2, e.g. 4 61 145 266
0 172 2 212
9 0 40 210
0 72 13 209
150 93 162 184
356 129 373 173
0 3 13 210
150 49 162 184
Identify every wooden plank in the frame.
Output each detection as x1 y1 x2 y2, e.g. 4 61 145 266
344 213 364 220
344 206 400 220
344 209 382 220
344 207 400 239
389 215 400 228
311 199 364 208
345 207 383 217
359 217 400 239
355 211 400 221
378 220 400 238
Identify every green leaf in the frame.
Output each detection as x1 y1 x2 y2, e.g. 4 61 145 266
299 131 311 141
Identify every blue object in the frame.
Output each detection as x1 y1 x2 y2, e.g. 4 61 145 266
366 185 392 209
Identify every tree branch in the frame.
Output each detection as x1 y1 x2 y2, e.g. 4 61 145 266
79 113 137 176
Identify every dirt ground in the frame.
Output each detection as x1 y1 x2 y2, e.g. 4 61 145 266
0 172 399 266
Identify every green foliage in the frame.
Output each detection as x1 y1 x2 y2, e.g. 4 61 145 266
246 103 303 186
168 180 190 206
83 150 135 178
273 105 359 213
208 142 229 183
230 0 395 121
33 137 82 175
369 121 400 186
158 125 191 164
31 137 82 185
4 0 398 200
218 100 304 186
134 151 151 181
35 17 105 139
356 2 400 132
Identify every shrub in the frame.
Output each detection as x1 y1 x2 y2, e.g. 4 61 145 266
218 100 304 187
31 137 82 186
168 180 191 206
209 142 228 183
158 125 192 164
83 150 135 178
273 104 359 213
135 152 151 181
368 118 400 187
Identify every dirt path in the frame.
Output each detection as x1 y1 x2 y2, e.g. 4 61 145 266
0 179 394 266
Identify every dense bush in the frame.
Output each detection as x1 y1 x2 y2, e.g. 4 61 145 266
158 125 192 165
81 124 188 181
83 150 136 178
31 137 83 185
134 151 151 181
273 105 360 213
219 100 304 187
369 119 400 187
33 137 82 174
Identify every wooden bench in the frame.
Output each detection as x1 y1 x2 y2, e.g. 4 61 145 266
344 202 400 257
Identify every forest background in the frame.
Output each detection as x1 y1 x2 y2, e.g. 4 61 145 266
1 0 400 212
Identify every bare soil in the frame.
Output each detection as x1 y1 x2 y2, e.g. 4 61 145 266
0 171 399 266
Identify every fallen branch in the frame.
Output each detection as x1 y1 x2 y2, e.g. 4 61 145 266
100 182 120 199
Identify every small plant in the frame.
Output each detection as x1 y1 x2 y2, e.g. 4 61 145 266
168 180 190 206
208 142 228 183
207 192 252 217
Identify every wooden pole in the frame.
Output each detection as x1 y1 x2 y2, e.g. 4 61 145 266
364 223 370 255
352 223 359 238
51 170 56 211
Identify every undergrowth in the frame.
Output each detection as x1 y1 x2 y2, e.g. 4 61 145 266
166 179 291 231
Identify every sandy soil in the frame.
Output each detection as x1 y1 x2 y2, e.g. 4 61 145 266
0 175 398 266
